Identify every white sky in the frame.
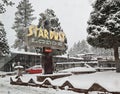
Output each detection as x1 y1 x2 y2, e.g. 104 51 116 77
1 0 93 50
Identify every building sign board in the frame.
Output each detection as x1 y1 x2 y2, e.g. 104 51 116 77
26 25 66 50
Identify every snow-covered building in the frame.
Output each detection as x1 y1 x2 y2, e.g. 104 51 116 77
0 51 42 72
74 53 97 60
1 50 115 72
0 51 87 72
55 61 98 71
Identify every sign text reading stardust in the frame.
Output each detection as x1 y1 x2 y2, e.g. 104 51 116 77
27 25 65 42
27 25 66 49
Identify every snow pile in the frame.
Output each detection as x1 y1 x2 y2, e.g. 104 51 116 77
59 67 96 73
59 64 96 73
14 65 24 69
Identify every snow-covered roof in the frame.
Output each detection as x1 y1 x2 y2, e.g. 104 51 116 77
11 50 42 56
54 54 68 58
56 61 98 64
55 55 83 60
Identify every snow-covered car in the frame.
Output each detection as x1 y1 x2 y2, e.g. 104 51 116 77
25 65 43 74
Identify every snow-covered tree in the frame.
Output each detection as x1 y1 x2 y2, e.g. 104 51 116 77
0 21 9 56
12 0 36 51
68 40 90 56
0 0 14 14
79 40 90 54
38 9 67 55
38 9 63 32
68 48 74 56
87 0 120 62
0 0 13 57
91 47 114 56
68 42 77 56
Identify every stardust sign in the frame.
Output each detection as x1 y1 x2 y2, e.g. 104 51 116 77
26 25 66 50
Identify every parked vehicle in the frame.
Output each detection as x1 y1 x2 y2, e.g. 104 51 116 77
26 65 43 74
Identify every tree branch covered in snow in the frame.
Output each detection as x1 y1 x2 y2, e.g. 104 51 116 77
87 0 120 61
0 0 14 14
0 21 9 56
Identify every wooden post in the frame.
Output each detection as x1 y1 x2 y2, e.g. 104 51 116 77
116 61 120 72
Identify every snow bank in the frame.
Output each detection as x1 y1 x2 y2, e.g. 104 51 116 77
59 67 96 73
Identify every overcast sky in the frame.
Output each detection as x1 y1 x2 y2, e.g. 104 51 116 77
1 0 93 50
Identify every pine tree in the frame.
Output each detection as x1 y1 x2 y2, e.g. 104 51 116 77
12 0 36 51
0 21 9 56
37 9 67 55
87 0 120 72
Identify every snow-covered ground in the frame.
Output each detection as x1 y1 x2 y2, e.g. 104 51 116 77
0 72 80 94
0 71 120 94
53 71 120 92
